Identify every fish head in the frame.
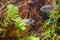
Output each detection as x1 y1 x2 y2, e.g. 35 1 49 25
22 19 35 26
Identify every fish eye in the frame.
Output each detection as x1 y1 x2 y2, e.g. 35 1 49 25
30 19 33 22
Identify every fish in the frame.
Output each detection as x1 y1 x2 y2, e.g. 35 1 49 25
40 4 58 12
22 19 35 26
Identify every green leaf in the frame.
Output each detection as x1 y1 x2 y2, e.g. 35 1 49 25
55 13 60 19
7 4 19 17
45 19 51 26
19 26 26 32
28 36 40 40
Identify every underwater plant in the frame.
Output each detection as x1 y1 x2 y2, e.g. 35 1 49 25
2 4 34 32
44 29 55 38
40 1 60 39
1 4 22 38
3 4 19 27
28 35 40 40
0 0 60 40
